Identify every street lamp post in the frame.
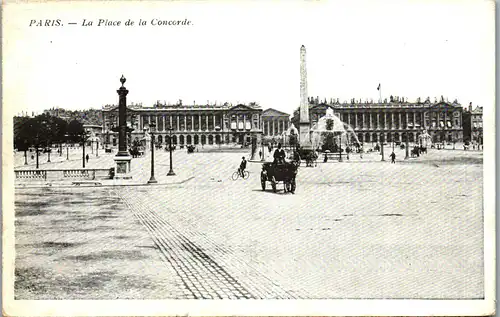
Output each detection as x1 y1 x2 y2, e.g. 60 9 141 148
381 134 385 161
167 126 176 176
82 131 89 168
261 136 266 162
106 129 110 151
35 137 40 169
65 133 69 160
405 132 410 159
96 139 99 157
24 140 28 165
338 134 343 162
148 123 158 184
82 138 86 168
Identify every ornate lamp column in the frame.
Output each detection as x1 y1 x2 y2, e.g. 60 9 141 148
338 134 343 162
380 133 385 161
65 134 69 160
167 126 176 176
113 75 133 179
405 132 410 159
148 123 158 184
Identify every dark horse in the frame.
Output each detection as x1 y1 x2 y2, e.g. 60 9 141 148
411 147 420 158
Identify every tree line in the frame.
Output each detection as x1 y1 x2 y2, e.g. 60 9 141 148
14 114 86 150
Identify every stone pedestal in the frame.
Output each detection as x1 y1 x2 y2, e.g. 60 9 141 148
250 133 260 161
114 155 132 179
299 122 313 150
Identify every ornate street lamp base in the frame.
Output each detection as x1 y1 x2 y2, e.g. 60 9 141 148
167 170 176 176
148 177 158 184
114 155 132 179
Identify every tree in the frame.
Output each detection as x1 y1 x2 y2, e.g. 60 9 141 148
67 120 84 143
13 116 32 150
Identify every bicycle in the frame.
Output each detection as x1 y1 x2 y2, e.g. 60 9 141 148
232 168 250 180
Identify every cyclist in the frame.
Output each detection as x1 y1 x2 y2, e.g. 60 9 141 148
239 157 247 177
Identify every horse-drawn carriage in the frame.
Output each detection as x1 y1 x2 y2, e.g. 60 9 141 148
304 151 318 167
261 162 298 193
295 148 318 167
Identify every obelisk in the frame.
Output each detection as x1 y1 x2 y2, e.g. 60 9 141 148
299 45 313 149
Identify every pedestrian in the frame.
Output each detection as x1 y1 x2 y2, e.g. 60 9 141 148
85 154 89 163
390 151 396 163
259 150 262 159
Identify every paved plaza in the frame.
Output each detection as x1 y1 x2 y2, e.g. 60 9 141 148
14 146 484 299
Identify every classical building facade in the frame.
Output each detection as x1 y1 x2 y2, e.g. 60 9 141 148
261 108 291 137
291 96 464 145
101 101 264 147
462 102 483 145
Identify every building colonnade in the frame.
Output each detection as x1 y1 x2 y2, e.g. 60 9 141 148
262 118 290 136
306 104 463 145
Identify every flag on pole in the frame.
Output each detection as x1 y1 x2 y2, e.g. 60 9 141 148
377 83 381 91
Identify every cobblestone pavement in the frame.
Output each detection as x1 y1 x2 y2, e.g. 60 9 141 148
14 187 186 299
14 148 484 299
118 188 299 299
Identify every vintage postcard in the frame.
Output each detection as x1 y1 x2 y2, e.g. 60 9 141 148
2 0 495 316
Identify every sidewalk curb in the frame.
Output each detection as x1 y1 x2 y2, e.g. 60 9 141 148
14 176 196 189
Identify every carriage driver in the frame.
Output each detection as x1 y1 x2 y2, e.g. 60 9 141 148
273 143 286 165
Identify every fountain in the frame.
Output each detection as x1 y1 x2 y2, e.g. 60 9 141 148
418 129 432 147
310 108 361 151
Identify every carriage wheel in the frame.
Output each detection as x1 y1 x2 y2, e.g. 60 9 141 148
291 178 296 194
243 171 250 179
271 176 277 193
261 174 266 191
285 181 292 193
231 171 239 181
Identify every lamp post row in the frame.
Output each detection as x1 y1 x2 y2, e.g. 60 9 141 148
148 123 176 184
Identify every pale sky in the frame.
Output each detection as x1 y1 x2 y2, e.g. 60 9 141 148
3 0 495 116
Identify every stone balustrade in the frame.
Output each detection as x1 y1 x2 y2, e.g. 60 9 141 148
14 168 112 181
15 170 47 180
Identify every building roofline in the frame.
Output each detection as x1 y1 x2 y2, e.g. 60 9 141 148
262 108 290 116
